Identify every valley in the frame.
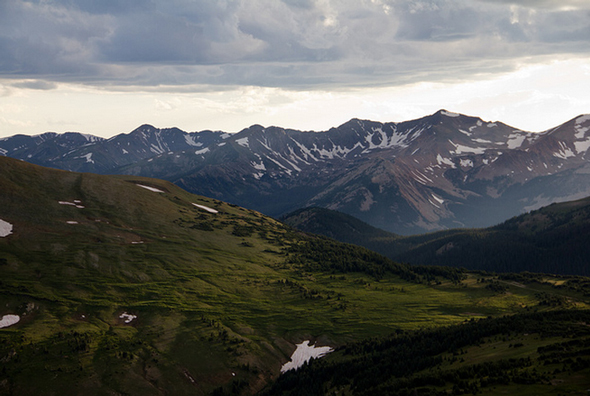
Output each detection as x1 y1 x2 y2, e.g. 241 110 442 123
1 156 590 394
283 194 590 276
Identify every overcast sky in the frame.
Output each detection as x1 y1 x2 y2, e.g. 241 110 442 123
1 0 589 137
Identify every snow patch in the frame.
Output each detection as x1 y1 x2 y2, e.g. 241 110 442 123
0 315 20 329
119 312 137 324
0 219 13 237
150 144 164 154
313 142 362 159
574 115 590 140
436 154 455 168
428 199 441 208
431 194 444 204
449 140 486 155
506 133 526 149
184 135 201 147
472 138 492 144
441 110 460 118
59 201 84 208
575 114 590 133
251 161 266 171
81 133 102 142
277 153 301 172
289 138 319 162
281 341 333 373
412 170 433 185
574 138 590 154
220 133 231 139
487 123 497 128
553 142 575 159
460 159 474 168
82 153 94 164
66 221 78 224
236 137 249 148
364 127 408 150
195 147 210 155
137 184 165 193
267 157 291 174
575 127 589 140
122 148 128 154
192 203 219 214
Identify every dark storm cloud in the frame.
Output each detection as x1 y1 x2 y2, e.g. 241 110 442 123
0 0 589 90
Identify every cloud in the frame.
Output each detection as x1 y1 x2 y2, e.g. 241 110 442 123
0 0 588 91
12 80 57 90
478 0 590 10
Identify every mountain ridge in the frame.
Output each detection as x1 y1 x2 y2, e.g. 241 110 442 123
2 110 590 234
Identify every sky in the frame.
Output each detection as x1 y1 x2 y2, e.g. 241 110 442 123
0 0 589 138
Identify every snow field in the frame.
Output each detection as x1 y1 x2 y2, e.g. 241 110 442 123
0 219 13 237
280 340 334 373
119 313 137 323
137 184 165 193
192 203 219 214
59 200 85 208
0 314 20 328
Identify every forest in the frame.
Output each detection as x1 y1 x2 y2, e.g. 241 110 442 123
264 310 590 395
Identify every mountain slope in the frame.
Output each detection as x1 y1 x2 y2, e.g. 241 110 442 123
266 309 590 396
392 195 590 275
284 196 590 276
281 206 399 253
2 157 590 395
125 111 590 234
3 111 590 234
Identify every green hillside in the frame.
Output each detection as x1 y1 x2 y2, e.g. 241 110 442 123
280 206 398 249
1 156 590 395
266 309 590 395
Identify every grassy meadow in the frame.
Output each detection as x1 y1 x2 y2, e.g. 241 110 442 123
1 156 590 395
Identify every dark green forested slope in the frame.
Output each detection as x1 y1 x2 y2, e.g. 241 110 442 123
283 197 590 276
393 196 590 275
266 309 590 396
280 207 398 248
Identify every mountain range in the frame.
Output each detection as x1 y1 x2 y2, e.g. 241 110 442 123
2 110 590 234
